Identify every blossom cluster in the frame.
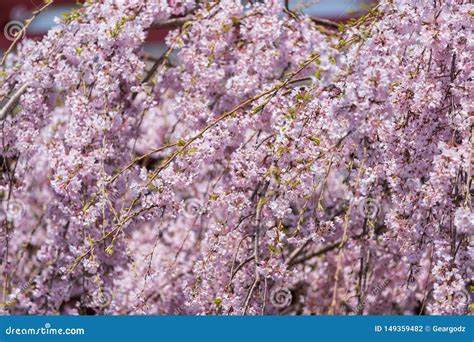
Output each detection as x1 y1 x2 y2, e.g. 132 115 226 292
0 0 472 315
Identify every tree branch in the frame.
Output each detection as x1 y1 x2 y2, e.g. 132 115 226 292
283 2 339 30
310 17 340 29
0 84 28 121
288 239 341 266
150 15 193 29
243 181 269 314
1 0 54 65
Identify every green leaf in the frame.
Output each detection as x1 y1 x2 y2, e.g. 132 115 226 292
251 104 265 115
268 244 282 254
105 245 114 256
257 197 268 209
276 146 286 157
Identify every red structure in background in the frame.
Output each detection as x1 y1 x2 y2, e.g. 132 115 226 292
0 0 170 50
0 0 68 49
0 0 365 51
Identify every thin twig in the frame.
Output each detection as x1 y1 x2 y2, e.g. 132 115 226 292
0 84 28 120
1 0 54 65
228 234 252 284
419 245 434 315
329 153 366 314
107 142 177 184
283 2 339 30
286 239 312 266
150 15 193 29
310 17 340 29
230 256 254 283
243 181 269 314
289 240 341 266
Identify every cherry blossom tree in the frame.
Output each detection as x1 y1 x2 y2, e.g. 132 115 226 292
0 0 472 315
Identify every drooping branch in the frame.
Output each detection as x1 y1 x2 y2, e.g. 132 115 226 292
288 240 341 267
243 181 270 314
283 0 339 30
0 84 28 121
0 0 54 65
150 15 193 29
310 17 339 29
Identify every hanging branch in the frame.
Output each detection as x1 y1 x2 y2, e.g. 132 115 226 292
310 17 339 29
0 0 54 66
0 84 28 121
150 15 193 29
243 181 270 314
283 0 339 30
